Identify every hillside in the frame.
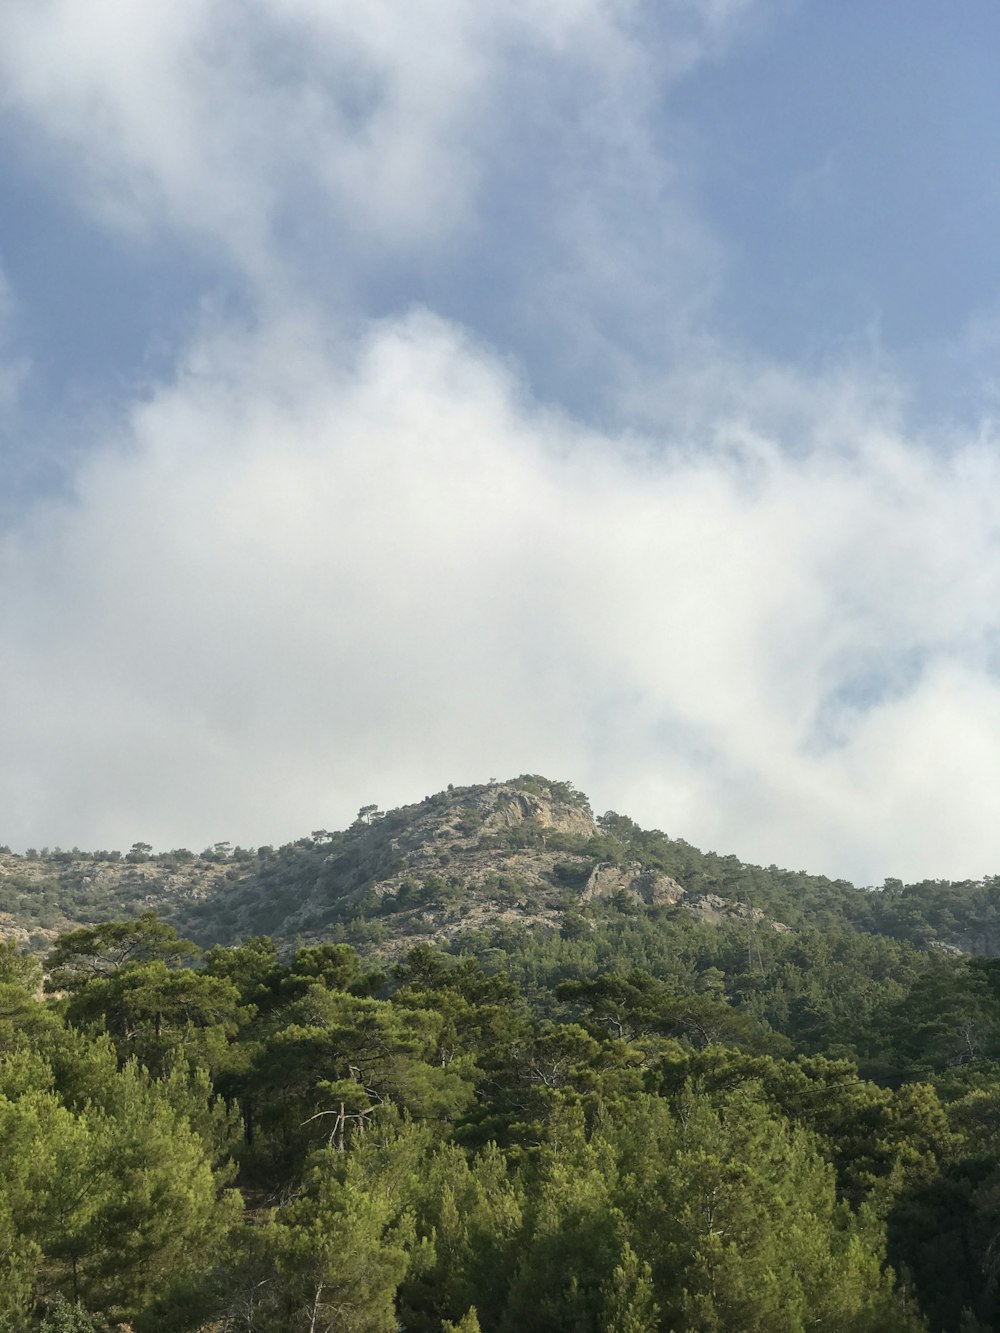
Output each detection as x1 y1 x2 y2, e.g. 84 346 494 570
4 774 999 965
0 775 836 953
9 778 1000 1329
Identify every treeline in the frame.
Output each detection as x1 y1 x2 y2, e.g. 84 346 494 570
5 913 1000 1330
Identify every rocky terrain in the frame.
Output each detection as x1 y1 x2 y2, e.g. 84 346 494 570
0 775 796 955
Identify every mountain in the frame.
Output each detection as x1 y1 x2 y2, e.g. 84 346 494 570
0 777 652 949
4 772 998 959
9 777 1000 1330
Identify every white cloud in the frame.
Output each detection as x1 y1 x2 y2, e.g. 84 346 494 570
0 3 646 268
3 308 1000 883
0 0 756 403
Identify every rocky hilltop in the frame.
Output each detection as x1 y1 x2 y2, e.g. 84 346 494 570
12 773 996 959
0 775 797 955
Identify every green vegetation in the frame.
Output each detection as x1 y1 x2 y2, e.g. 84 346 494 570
7 777 1000 1328
0 912 995 1329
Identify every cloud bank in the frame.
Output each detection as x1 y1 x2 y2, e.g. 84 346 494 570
4 308 1000 883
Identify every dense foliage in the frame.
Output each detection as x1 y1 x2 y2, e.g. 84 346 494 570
8 781 1000 1328
0 902 999 1331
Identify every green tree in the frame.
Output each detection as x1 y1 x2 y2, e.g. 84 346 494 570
500 1105 631 1333
45 915 197 993
442 1311 481 1333
609 1090 922 1332
397 1141 522 1331
64 961 249 1077
252 1121 426 1332
600 1243 659 1333
0 1064 241 1328
37 1296 106 1331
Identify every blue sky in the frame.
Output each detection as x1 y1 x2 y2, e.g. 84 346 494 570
2 0 1000 883
678 2 1000 401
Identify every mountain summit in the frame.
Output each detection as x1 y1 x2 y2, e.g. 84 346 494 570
4 773 998 960
1 776 784 953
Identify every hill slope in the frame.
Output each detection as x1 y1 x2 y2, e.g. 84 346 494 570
2 773 998 958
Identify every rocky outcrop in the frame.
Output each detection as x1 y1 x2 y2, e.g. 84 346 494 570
476 784 596 839
684 893 792 933
581 861 685 907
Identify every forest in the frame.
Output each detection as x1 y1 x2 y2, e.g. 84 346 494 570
6 782 1000 1330
3 913 1000 1331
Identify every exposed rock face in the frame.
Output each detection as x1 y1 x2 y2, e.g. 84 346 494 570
0 778 604 952
480 788 596 839
684 893 793 934
578 867 792 930
582 861 685 907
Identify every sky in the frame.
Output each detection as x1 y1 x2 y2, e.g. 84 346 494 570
3 0 1000 884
